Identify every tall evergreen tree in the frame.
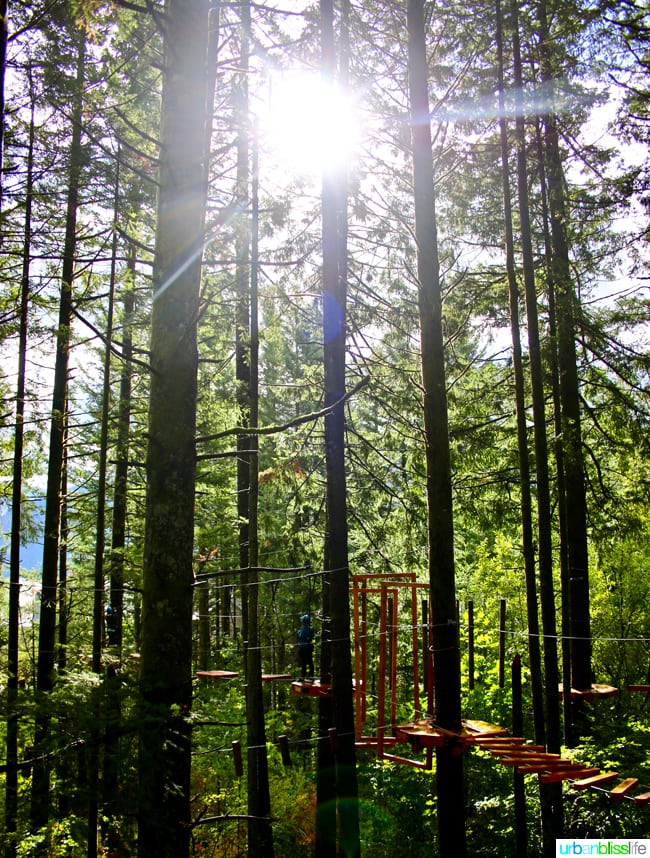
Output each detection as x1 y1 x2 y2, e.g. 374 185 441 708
317 2 360 856
137 1 210 855
0 0 7 211
4 63 35 858
30 25 86 835
496 0 545 749
536 0 592 721
406 1 465 854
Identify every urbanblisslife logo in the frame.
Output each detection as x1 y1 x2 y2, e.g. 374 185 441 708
556 841 649 856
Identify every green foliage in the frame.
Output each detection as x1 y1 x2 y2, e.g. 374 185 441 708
357 758 436 858
16 817 88 858
564 716 650 840
464 749 543 857
590 531 650 690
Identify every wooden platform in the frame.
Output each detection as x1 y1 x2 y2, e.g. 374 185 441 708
195 670 238 680
262 673 292 683
558 683 618 702
628 685 650 694
291 679 358 698
291 679 332 698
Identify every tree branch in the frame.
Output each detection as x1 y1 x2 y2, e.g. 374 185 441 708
195 375 370 445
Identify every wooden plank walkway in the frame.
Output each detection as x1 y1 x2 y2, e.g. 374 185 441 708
392 718 648 803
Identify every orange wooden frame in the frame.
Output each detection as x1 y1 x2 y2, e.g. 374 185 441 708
351 573 434 767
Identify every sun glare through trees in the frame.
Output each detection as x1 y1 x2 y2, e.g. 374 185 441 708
261 69 362 178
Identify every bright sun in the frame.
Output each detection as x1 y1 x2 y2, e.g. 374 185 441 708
261 70 361 177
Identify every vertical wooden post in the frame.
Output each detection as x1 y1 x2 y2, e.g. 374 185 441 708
427 612 435 719
512 655 527 855
232 740 243 778
328 727 338 754
499 599 507 688
377 584 388 758
411 586 420 720
361 588 368 726
278 735 292 767
387 596 394 694
390 593 398 729
352 577 361 740
468 600 474 690
422 600 429 694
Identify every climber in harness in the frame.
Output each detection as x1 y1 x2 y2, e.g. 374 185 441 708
296 614 315 680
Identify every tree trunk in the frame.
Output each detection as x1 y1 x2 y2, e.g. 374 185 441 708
495 0 545 750
317 2 360 856
234 4 274 850
30 29 85 833
137 2 210 856
5 70 34 858
0 0 8 213
57 418 69 677
102 239 136 853
109 238 136 652
532 115 573 746
316 553 336 858
246 114 274 858
87 156 121 858
537 0 592 729
236 0 252 679
406 2 465 855
510 1 564 847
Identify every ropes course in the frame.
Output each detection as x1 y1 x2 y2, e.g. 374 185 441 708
186 568 650 814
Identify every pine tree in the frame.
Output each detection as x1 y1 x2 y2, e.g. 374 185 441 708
137 1 210 855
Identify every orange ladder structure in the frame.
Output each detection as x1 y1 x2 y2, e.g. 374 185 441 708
352 572 436 767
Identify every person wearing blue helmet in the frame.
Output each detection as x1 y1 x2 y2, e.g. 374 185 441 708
105 605 118 646
296 614 315 680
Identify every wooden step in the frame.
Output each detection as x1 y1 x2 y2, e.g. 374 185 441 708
488 745 546 755
498 754 561 766
540 768 600 784
463 719 509 737
571 772 619 790
517 761 591 774
473 736 526 746
609 778 639 801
